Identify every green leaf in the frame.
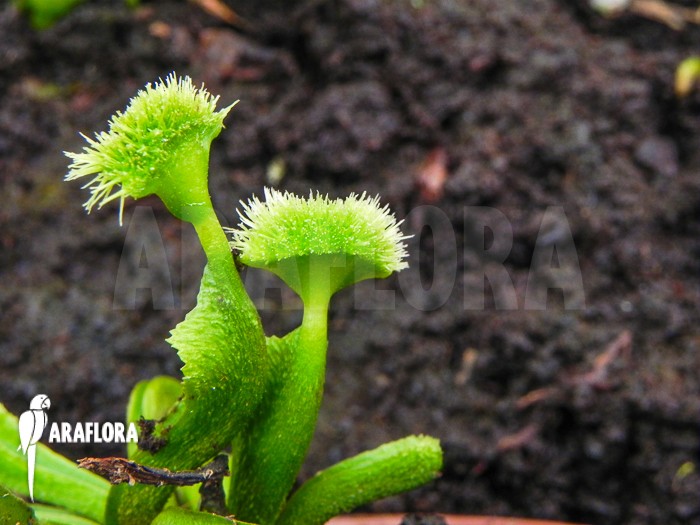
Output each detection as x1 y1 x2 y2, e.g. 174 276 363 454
125 376 182 458
0 484 38 524
152 507 257 525
13 0 84 29
107 265 267 525
32 504 101 525
0 404 109 522
227 189 415 524
275 435 443 525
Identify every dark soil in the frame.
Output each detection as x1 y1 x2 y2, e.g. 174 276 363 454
1 1 699 524
400 514 446 525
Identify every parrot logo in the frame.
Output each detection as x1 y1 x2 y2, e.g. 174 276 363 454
17 394 51 502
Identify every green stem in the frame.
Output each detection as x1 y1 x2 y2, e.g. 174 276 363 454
228 291 330 525
298 289 330 368
192 204 235 281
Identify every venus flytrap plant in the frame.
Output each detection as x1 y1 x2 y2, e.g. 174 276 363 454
1 73 442 525
65 73 268 525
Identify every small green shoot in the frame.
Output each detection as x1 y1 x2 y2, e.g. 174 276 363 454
675 57 700 98
14 0 84 29
14 0 139 29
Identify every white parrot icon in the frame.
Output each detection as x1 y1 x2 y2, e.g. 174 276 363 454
17 394 51 502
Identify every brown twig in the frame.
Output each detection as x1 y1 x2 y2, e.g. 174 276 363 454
199 455 229 515
516 330 633 410
628 0 700 30
189 0 248 28
496 423 540 453
569 330 632 388
78 454 229 487
417 147 449 203
136 417 168 454
515 386 559 410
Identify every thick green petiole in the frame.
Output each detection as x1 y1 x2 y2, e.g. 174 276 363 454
276 435 443 525
228 287 330 524
106 214 268 525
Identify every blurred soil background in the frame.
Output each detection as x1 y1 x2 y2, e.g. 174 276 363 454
1 0 699 524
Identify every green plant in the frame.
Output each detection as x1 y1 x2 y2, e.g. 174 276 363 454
13 0 139 29
675 56 700 97
13 0 85 29
0 73 442 525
